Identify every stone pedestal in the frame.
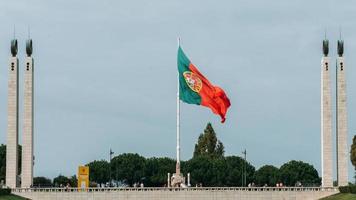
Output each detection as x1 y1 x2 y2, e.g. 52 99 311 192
170 173 185 187
169 162 185 187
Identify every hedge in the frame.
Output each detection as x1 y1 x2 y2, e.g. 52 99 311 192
0 188 11 195
339 186 356 194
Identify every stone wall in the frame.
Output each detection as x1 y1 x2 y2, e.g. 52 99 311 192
13 187 338 200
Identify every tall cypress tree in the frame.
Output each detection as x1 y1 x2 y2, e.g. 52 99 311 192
193 123 225 158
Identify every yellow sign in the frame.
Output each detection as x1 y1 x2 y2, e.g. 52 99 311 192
78 166 89 189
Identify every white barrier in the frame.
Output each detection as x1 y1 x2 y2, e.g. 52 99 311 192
12 187 339 200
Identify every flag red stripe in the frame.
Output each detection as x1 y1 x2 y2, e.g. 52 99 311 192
189 63 231 122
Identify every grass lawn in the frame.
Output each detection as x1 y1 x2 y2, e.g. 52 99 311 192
321 193 356 200
0 195 29 200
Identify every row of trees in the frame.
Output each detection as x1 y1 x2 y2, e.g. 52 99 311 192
33 175 77 187
86 155 320 187
20 155 320 188
86 123 320 187
0 123 322 187
87 154 256 187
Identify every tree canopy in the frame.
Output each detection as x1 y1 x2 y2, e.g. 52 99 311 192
53 175 70 187
350 135 356 170
111 153 146 185
0 144 6 182
86 160 110 184
144 157 175 187
193 123 224 158
254 165 279 186
53 175 77 187
279 160 320 186
224 156 255 186
33 177 52 187
0 144 22 183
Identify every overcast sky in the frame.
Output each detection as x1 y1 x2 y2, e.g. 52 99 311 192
0 0 355 181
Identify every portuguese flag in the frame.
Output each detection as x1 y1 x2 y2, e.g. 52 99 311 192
178 46 231 123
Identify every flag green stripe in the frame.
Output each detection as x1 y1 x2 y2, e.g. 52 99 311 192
177 47 201 105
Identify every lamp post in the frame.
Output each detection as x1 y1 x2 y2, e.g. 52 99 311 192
109 148 114 187
242 149 247 187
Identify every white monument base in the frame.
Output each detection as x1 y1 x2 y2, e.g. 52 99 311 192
170 173 186 187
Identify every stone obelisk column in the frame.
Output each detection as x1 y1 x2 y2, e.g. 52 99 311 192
321 40 333 187
6 39 19 188
336 40 348 186
22 39 34 188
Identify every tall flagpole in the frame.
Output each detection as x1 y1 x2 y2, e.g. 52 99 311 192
176 37 181 175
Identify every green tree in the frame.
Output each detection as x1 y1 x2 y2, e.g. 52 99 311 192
185 155 255 187
144 157 175 186
193 123 224 158
18 145 22 176
86 160 110 184
279 160 320 186
185 156 216 186
53 175 71 187
33 177 52 187
0 145 6 182
0 144 22 183
111 153 146 186
224 156 255 186
254 165 279 186
69 175 78 187
350 135 356 183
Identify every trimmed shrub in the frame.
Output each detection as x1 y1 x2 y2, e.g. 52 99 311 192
350 186 356 194
0 188 11 195
339 186 349 193
338 186 356 194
